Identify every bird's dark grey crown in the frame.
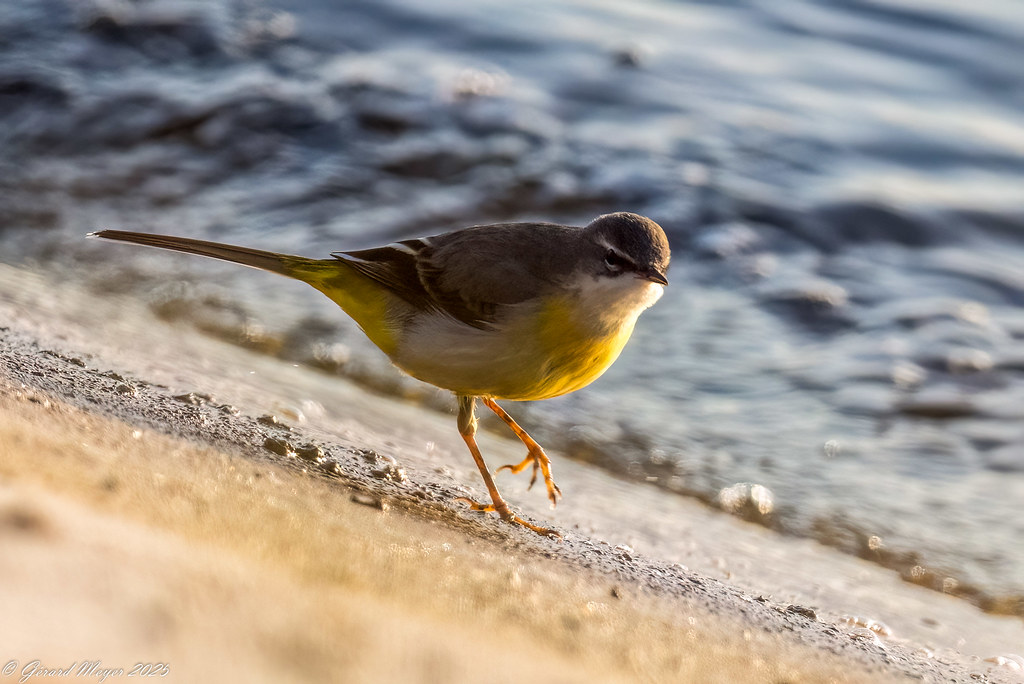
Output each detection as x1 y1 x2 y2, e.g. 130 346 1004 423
585 212 671 274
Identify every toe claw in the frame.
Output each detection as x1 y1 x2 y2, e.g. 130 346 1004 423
454 496 496 513
496 450 562 508
495 455 532 476
547 489 561 507
526 465 539 490
455 496 560 539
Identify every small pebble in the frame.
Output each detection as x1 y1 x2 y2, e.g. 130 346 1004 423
263 437 296 458
258 414 290 430
295 444 326 462
357 448 381 463
785 605 818 620
350 492 387 510
320 460 342 476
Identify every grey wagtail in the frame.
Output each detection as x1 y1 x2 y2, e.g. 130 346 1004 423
90 212 670 537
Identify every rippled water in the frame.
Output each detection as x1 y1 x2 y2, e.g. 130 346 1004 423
3 0 1024 616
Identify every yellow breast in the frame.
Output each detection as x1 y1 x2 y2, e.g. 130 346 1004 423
525 273 664 401
526 296 638 401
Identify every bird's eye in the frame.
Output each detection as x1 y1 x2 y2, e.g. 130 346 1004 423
604 249 626 272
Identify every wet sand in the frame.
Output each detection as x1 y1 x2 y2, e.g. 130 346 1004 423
1 262 1022 683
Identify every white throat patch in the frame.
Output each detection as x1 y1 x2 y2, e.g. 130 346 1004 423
572 272 664 334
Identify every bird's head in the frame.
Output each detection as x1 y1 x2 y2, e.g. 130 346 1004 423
583 212 671 287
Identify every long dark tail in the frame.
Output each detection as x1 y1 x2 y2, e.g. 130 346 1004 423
89 230 306 277
91 229 404 356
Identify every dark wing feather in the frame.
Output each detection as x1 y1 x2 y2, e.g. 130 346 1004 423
333 237 496 329
417 223 577 319
333 239 436 310
333 223 579 329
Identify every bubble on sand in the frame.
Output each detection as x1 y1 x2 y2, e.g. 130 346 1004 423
371 457 407 483
274 403 306 423
841 615 892 637
717 483 774 523
983 654 1023 672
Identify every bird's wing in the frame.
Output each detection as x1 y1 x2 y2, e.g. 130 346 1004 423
332 238 431 305
332 223 576 329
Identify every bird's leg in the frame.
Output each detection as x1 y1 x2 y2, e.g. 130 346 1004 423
453 395 560 538
484 397 562 508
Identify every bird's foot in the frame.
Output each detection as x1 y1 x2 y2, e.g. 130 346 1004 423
496 447 562 508
454 497 561 538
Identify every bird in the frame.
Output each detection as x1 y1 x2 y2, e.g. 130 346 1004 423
90 212 670 537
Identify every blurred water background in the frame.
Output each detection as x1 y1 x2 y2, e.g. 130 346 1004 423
2 0 1023 617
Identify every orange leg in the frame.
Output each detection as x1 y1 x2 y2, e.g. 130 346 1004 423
453 395 560 538
483 397 562 508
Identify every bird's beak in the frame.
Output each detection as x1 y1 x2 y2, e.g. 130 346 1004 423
640 269 669 286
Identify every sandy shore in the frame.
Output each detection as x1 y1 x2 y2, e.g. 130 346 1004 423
1 263 1022 683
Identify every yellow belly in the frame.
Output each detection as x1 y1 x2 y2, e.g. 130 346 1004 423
522 297 638 401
